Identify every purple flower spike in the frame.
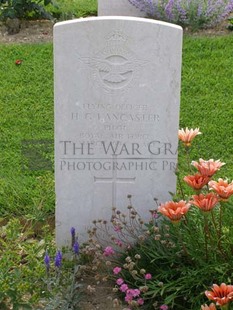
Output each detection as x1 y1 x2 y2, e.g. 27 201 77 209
73 241 79 255
44 251 50 272
55 250 62 268
127 0 233 29
70 227 76 247
70 227 75 237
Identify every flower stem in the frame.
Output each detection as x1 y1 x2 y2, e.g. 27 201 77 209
204 214 209 262
210 210 218 237
184 146 192 173
210 209 223 255
216 201 229 261
218 201 224 249
176 170 185 200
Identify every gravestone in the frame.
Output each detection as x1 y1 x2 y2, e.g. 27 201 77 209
54 17 183 246
98 0 146 17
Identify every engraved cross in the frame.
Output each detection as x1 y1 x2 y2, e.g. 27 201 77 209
94 157 136 207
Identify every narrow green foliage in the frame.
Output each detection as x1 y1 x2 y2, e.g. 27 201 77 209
227 17 233 30
0 218 54 308
84 134 233 309
0 219 82 309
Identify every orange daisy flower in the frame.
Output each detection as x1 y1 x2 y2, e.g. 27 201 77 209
178 127 201 146
209 178 233 200
184 174 210 190
190 193 219 212
201 303 216 310
191 158 225 177
158 200 190 223
205 283 233 306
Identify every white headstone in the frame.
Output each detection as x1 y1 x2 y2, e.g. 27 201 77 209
98 0 146 17
54 17 183 246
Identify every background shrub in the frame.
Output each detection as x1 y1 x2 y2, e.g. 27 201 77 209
0 0 52 20
128 0 233 29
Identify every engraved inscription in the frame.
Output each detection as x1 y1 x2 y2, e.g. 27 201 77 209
59 140 178 157
77 31 149 92
60 159 176 172
71 112 159 122
81 102 148 111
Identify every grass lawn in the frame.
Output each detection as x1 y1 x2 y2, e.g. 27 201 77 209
180 34 233 180
0 44 54 217
47 0 97 19
0 34 233 218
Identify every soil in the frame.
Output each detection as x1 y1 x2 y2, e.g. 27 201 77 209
0 17 232 44
0 19 54 44
78 277 127 310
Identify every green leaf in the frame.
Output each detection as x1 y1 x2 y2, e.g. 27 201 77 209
18 304 32 309
0 302 8 310
44 0 51 6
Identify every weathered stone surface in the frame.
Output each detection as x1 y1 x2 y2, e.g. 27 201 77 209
98 0 146 17
54 17 183 245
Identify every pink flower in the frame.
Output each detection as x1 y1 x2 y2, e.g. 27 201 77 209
103 246 115 256
145 273 152 280
114 225 122 232
116 278 124 285
152 211 159 219
137 298 144 305
178 127 201 146
126 289 134 297
158 200 190 223
120 284 128 292
209 179 233 200
127 288 140 297
113 266 122 274
191 158 225 177
184 174 210 190
125 294 133 302
190 193 219 212
205 283 233 306
115 239 123 247
160 305 169 310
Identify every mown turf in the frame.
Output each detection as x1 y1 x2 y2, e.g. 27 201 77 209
0 34 233 217
180 34 233 179
0 44 54 217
